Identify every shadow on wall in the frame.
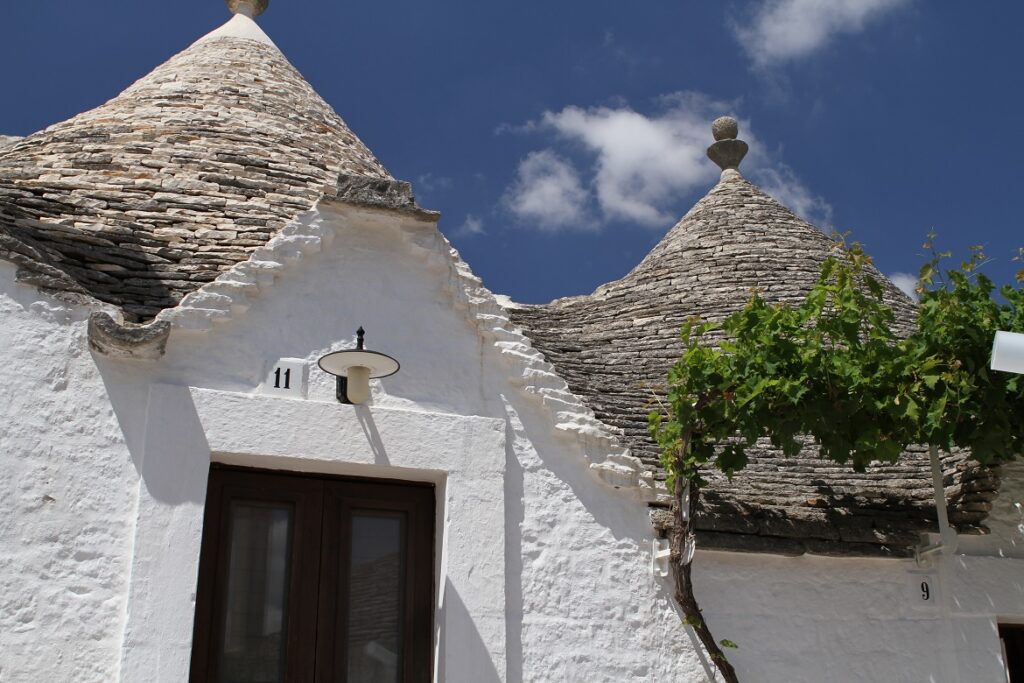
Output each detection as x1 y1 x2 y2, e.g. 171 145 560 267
502 390 723 679
355 404 390 466
97 357 396 505
94 359 209 506
503 401 525 682
438 578 503 683
510 389 649 541
984 459 1024 554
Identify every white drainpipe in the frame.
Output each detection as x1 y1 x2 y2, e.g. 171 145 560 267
917 444 958 563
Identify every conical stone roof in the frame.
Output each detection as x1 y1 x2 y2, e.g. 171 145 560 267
0 13 390 321
510 121 997 555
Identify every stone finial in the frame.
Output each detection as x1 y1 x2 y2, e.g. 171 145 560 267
711 116 739 141
227 0 268 17
707 116 748 172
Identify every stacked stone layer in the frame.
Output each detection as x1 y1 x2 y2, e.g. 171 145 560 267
511 170 999 555
0 36 389 321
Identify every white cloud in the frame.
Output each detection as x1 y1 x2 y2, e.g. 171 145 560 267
752 165 834 227
503 150 591 231
501 91 834 234
889 272 919 301
416 172 452 194
733 0 910 67
453 214 486 238
539 92 730 226
494 120 539 136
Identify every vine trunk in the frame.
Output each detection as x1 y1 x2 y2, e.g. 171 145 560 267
671 455 740 682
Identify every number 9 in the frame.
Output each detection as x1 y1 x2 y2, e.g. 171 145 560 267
921 581 930 601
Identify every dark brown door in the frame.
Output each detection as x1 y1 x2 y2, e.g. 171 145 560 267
1003 624 1024 683
190 466 434 683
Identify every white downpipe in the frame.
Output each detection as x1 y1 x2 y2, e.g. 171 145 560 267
920 444 959 560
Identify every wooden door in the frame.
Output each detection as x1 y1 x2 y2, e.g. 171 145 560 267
189 466 434 683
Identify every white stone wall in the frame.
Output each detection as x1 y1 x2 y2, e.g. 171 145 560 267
500 398 694 680
2 206 1024 682
983 459 1024 553
0 262 137 682
697 551 1024 683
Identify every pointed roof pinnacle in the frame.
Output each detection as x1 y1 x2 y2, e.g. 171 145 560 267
200 3 275 47
707 115 748 172
227 0 268 17
0 0 391 321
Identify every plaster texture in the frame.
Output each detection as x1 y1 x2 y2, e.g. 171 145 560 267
696 551 1024 682
0 262 136 682
3 204 1024 683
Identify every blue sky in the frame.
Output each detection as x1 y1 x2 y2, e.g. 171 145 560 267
3 0 1021 303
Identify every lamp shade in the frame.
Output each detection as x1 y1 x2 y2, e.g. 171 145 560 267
317 350 400 379
992 331 1024 375
317 328 400 405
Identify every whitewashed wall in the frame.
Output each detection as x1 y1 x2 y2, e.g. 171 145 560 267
2 205 1023 682
981 459 1024 555
0 262 137 682
697 551 1024 682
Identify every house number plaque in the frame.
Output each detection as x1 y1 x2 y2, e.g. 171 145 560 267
261 359 308 399
906 570 940 611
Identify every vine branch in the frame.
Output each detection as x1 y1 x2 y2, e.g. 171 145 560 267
670 434 738 683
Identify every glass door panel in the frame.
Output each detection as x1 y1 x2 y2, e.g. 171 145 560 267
346 513 406 683
218 502 293 683
191 469 323 683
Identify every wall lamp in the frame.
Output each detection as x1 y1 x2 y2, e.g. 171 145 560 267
992 331 1024 375
318 327 400 404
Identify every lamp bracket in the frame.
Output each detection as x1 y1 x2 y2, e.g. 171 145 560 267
336 376 353 405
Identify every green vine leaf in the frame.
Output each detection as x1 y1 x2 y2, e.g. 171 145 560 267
649 236 1024 488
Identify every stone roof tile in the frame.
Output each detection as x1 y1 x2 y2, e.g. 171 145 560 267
0 16 390 321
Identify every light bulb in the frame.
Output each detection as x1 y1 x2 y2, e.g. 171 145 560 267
346 366 371 404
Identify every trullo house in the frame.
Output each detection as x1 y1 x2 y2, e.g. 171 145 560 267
1 2 1023 682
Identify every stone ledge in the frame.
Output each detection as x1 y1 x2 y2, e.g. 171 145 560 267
328 174 440 221
88 312 170 360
